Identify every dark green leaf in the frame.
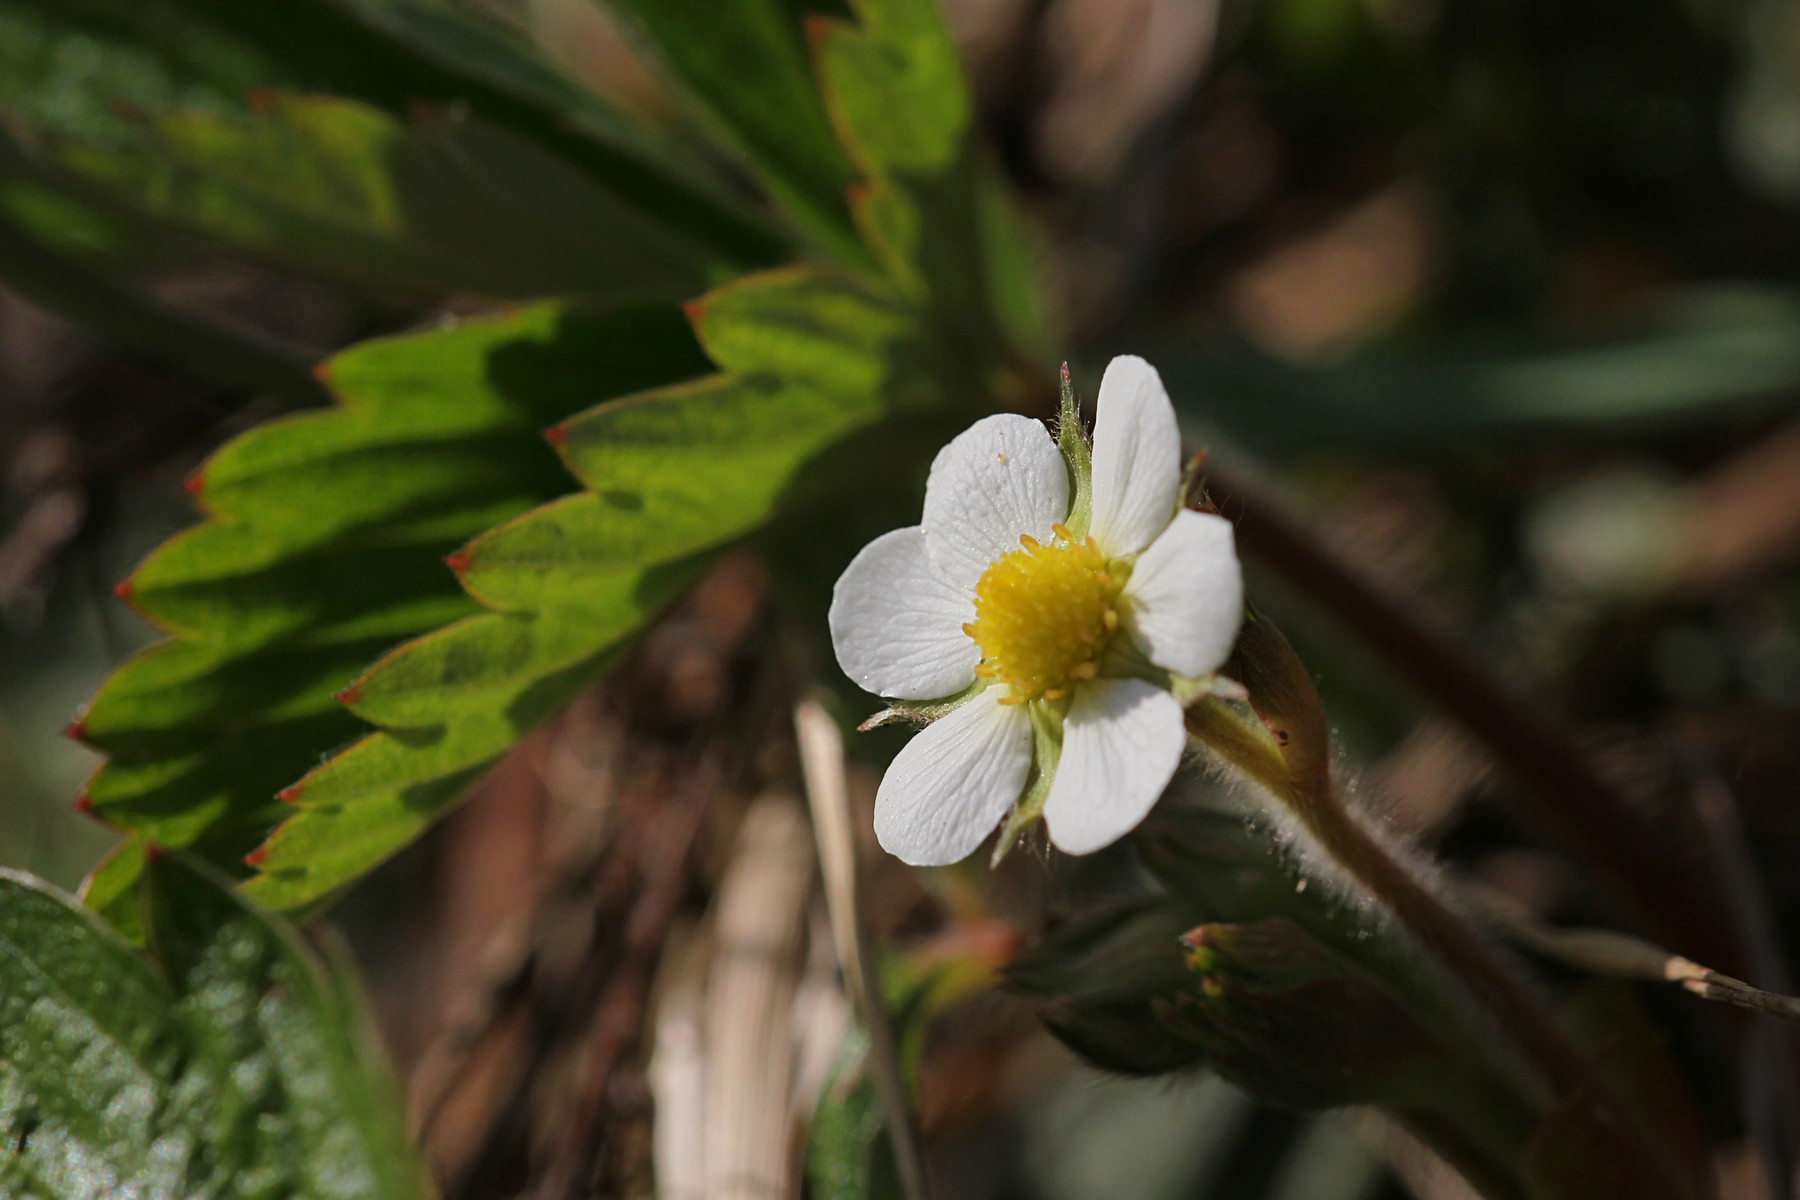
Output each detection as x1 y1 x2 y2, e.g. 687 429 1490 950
0 857 429 1200
605 0 865 262
40 91 711 299
1153 287 1800 457
0 199 321 402
810 0 1043 357
17 0 788 270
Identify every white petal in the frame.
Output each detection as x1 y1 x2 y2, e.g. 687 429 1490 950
920 413 1068 590
874 689 1032 866
1043 679 1186 856
1089 356 1182 556
1120 510 1244 677
829 527 979 700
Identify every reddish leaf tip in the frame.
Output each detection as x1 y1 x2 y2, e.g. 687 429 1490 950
544 425 568 447
335 683 362 705
62 717 86 741
681 298 706 324
244 846 268 868
310 358 333 383
846 179 871 207
144 843 166 864
112 578 135 600
445 551 472 574
276 783 304 804
72 792 93 814
1060 361 1072 384
803 13 834 47
183 472 204 497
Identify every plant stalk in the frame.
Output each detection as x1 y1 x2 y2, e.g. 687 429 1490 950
1187 612 1695 1200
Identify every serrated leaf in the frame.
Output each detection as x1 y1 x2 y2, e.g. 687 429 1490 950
0 857 430 1200
186 0 785 268
40 91 710 300
240 591 691 912
78 302 711 931
809 0 1040 357
5 0 786 271
605 0 866 263
241 264 957 911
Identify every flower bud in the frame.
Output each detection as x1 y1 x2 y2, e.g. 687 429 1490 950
1166 918 1455 1111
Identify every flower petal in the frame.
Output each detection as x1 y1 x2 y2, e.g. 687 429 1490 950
921 413 1068 590
1089 356 1182 556
1043 678 1185 855
1120 509 1243 677
830 526 979 700
874 689 1032 866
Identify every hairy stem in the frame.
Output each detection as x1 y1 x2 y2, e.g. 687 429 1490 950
1204 460 1749 977
1188 612 1693 1199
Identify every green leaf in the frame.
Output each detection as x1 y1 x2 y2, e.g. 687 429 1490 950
77 301 712 932
8 0 786 270
808 1027 904 1200
0 197 321 403
1153 286 1800 457
0 856 430 1200
809 0 1043 357
805 935 1012 1200
40 91 712 300
0 1 251 144
242 265 957 912
604 0 866 263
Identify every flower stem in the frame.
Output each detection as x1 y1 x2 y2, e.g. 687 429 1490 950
1188 613 1694 1196
1202 459 1750 978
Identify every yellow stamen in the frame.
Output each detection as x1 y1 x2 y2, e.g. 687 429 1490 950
1052 522 1073 542
997 693 1025 706
964 535 1123 700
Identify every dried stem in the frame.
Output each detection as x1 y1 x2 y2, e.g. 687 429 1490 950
795 697 931 1200
1467 883 1800 1028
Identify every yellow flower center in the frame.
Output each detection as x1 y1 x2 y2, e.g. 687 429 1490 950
964 524 1122 703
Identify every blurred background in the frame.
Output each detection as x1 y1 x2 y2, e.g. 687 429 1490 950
5 0 1800 1196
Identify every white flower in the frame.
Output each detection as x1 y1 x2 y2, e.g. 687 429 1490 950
829 356 1244 866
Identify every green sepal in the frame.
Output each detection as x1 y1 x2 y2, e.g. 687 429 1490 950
1055 362 1094 540
989 697 1066 866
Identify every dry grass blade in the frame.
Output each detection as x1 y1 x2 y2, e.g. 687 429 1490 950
704 793 817 1200
1467 884 1800 1026
795 697 931 1200
648 932 709 1200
